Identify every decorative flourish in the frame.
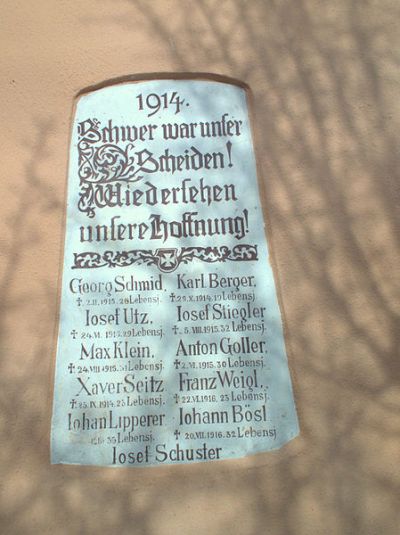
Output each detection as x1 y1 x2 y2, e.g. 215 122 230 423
73 245 258 273
77 118 142 218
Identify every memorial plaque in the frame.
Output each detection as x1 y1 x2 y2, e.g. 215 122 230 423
51 79 299 466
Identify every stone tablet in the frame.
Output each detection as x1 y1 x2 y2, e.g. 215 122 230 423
51 79 299 466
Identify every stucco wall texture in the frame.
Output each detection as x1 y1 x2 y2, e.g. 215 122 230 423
0 1 399 534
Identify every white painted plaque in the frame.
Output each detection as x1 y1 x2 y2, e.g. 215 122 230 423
51 79 299 466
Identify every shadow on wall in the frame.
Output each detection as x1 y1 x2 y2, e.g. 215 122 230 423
0 1 399 534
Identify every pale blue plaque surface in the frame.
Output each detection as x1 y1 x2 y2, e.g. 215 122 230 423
51 79 299 466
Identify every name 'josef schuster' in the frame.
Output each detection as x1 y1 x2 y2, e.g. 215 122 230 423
112 442 223 465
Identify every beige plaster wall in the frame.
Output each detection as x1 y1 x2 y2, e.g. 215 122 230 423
0 1 399 534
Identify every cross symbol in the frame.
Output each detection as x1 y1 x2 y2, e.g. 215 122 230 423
174 359 180 369
68 363 75 374
172 325 179 335
70 398 77 409
169 292 176 302
174 393 180 403
70 330 78 339
159 252 175 268
76 298 82 306
174 430 181 440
